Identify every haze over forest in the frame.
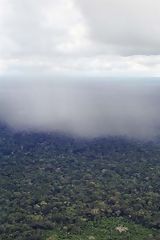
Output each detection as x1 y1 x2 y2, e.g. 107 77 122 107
0 78 160 139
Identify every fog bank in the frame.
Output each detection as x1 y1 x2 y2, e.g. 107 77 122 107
0 78 160 139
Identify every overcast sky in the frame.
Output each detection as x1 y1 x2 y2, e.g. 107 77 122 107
1 0 160 138
0 0 160 77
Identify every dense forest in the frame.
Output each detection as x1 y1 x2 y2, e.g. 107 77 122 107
0 124 160 239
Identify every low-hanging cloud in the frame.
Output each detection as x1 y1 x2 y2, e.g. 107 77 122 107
0 78 160 139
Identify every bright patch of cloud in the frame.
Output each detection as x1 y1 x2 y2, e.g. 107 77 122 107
0 0 160 77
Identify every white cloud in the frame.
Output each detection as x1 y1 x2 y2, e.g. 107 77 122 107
0 0 160 77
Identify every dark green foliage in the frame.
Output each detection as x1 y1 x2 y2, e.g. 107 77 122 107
46 218 158 240
0 125 160 239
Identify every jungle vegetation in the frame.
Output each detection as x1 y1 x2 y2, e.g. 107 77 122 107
0 124 160 239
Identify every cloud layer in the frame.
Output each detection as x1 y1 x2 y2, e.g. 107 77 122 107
76 0 160 55
0 0 160 76
0 79 160 139
0 1 160 138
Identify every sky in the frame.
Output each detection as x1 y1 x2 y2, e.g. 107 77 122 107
0 0 160 77
0 0 160 139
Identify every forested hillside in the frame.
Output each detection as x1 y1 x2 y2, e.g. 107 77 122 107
0 125 160 239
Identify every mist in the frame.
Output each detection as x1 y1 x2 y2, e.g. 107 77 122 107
0 78 160 139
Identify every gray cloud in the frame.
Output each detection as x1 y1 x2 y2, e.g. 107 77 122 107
0 0 160 139
76 0 160 55
0 78 160 139
0 0 160 77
